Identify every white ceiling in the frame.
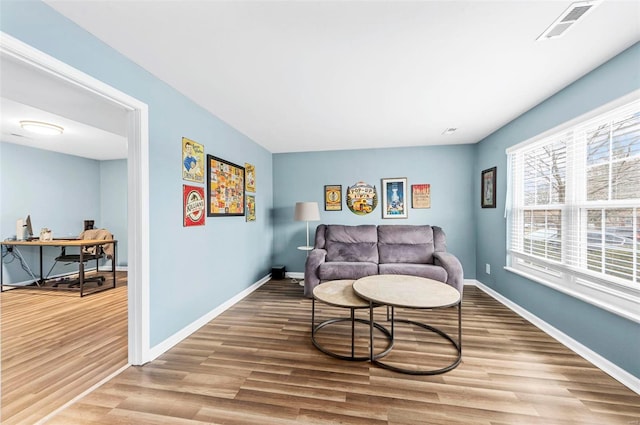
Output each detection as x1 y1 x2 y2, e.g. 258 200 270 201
20 1 640 154
0 51 128 160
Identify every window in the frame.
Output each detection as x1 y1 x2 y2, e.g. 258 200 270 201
506 97 640 322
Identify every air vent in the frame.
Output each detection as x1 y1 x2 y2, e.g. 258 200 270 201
536 1 600 41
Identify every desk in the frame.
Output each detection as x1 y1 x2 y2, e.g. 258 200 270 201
1 239 117 297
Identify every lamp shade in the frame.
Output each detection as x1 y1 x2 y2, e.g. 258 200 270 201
294 202 320 221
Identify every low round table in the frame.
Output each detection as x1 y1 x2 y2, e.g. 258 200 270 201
353 274 462 375
312 280 393 361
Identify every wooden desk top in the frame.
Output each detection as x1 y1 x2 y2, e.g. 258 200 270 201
353 275 460 309
1 239 116 247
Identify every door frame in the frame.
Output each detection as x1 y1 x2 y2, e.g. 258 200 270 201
1 32 150 364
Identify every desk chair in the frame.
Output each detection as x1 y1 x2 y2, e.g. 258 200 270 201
51 229 114 288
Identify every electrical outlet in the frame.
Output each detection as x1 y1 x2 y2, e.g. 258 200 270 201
485 263 491 274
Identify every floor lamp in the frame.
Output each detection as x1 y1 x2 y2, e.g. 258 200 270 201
294 201 320 286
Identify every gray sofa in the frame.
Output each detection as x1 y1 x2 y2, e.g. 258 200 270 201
304 224 463 298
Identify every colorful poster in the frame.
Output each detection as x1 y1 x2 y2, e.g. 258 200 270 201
182 137 205 183
324 185 342 211
346 181 377 215
382 177 408 219
245 163 256 192
412 184 431 208
246 194 256 222
207 155 245 216
183 185 205 227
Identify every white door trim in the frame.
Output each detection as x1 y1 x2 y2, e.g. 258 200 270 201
1 32 151 364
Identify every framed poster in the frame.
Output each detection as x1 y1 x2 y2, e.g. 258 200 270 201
206 155 245 217
246 194 256 222
382 177 408 219
182 137 204 183
245 163 256 193
481 167 497 208
412 184 431 209
324 185 342 211
183 185 205 227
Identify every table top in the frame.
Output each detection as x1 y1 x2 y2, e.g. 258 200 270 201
353 275 460 309
313 280 370 308
1 239 116 247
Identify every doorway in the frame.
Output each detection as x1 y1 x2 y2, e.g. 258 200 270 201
0 31 150 419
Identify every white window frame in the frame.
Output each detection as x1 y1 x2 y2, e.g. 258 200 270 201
505 90 640 324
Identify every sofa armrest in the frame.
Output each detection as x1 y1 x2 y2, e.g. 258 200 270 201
304 248 327 298
433 251 464 296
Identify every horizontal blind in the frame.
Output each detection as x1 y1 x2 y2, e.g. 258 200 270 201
508 99 640 288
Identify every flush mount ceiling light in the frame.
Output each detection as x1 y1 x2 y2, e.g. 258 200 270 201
19 120 64 135
536 0 601 41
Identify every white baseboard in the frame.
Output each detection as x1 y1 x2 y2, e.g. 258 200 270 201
473 279 640 395
147 274 272 361
286 272 304 279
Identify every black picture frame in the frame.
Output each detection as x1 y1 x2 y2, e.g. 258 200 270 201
481 167 497 208
206 154 245 217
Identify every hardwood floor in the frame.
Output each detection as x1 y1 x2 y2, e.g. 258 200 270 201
41 280 639 425
1 271 128 425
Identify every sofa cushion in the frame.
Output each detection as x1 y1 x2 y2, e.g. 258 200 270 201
378 263 448 282
325 225 379 263
319 262 379 281
378 225 434 264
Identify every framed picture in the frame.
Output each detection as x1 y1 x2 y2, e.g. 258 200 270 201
481 167 497 208
246 194 256 222
324 185 342 211
183 185 205 227
245 162 256 193
206 155 245 217
182 137 204 183
412 184 431 208
381 177 408 219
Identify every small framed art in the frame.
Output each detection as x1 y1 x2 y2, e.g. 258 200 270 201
324 185 342 211
182 137 204 184
183 185 205 227
481 167 497 208
411 184 431 209
381 177 408 219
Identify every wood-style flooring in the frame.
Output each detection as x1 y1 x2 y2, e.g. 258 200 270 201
40 280 639 425
1 271 128 425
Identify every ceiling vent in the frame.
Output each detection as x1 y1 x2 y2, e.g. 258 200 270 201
536 1 601 41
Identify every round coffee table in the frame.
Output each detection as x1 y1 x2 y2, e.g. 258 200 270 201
353 274 461 375
312 280 393 361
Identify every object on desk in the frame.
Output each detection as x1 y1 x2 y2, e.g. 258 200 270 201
39 228 53 241
16 215 34 240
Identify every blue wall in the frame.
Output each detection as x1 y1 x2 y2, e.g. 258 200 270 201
100 159 128 266
0 1 274 347
0 143 127 281
272 145 476 277
475 42 640 378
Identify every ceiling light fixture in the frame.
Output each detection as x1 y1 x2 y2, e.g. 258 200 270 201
442 128 457 135
536 0 601 41
19 120 64 135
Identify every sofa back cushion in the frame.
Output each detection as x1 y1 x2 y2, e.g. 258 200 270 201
378 225 435 264
325 225 379 263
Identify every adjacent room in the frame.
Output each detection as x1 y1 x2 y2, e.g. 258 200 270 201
1 1 638 424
